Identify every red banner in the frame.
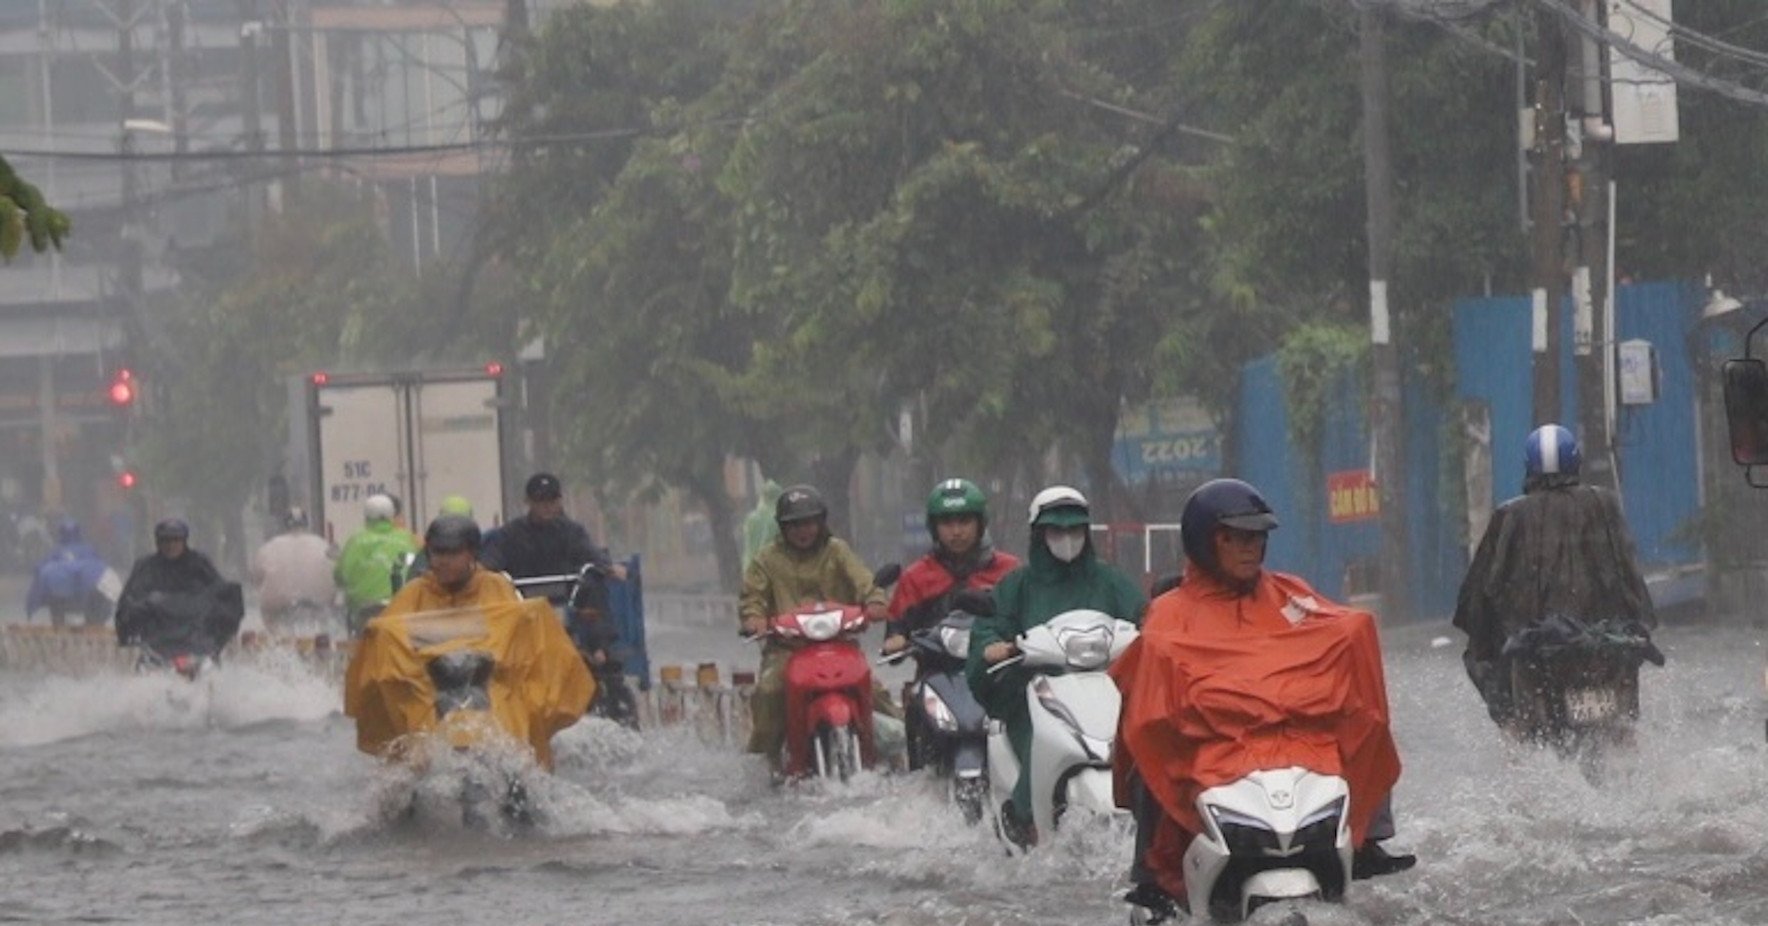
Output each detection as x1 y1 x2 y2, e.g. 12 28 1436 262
1327 470 1380 524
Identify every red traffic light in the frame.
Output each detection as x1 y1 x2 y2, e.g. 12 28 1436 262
107 369 137 406
484 361 504 378
117 470 137 490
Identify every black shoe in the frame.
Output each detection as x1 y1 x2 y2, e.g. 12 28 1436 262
998 800 1038 849
1352 841 1417 880
1123 882 1184 924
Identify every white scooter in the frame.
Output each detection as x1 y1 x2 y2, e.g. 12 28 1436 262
986 609 1139 841
1183 766 1353 922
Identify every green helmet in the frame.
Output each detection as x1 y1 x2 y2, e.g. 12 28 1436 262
926 478 988 537
438 494 474 518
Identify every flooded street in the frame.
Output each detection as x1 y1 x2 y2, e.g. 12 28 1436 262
2 607 1767 925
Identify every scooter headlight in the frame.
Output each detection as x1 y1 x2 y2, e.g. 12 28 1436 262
1058 626 1112 670
800 610 844 642
921 687 959 732
938 625 971 659
1207 804 1281 855
1293 798 1345 851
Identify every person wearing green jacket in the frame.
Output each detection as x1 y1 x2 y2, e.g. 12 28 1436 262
741 480 783 571
967 485 1146 847
335 494 421 634
738 484 888 769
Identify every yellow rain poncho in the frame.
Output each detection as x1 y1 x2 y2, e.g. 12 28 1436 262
343 596 593 769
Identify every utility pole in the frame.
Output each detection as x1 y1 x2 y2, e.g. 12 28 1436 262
155 0 189 180
1530 8 1569 427
1359 7 1410 621
238 0 265 224
1572 0 1616 489
272 0 299 198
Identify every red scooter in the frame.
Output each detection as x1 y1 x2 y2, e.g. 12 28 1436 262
770 601 878 781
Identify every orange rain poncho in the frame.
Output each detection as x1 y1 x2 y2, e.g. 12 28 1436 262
1112 566 1401 895
343 589 593 770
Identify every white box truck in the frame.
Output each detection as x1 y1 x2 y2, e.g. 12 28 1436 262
295 366 510 543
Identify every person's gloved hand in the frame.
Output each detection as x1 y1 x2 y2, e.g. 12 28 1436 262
881 634 908 655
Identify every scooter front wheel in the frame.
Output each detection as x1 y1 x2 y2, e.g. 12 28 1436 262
953 776 987 825
814 725 860 782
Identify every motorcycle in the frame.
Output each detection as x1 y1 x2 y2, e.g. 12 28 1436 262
1181 766 1354 922
885 607 989 822
345 598 593 828
764 600 879 781
119 583 246 682
1498 614 1663 760
986 608 1139 840
511 564 642 730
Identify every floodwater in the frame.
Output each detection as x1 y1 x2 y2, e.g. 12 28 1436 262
2 600 1766 925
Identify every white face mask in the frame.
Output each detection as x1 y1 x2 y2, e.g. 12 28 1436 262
1046 532 1086 563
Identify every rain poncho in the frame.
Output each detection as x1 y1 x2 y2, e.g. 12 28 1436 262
344 587 592 770
1453 478 1657 712
27 540 111 617
966 536 1145 816
742 481 783 570
334 521 419 613
250 531 336 617
885 545 1020 639
1113 566 1400 897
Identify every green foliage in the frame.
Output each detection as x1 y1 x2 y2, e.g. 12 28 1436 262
139 185 417 529
1275 322 1367 452
0 154 71 260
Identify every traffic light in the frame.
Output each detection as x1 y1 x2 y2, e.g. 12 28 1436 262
107 368 137 407
117 470 138 490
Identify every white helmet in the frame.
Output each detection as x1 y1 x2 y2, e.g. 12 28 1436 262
363 494 397 523
1027 485 1090 527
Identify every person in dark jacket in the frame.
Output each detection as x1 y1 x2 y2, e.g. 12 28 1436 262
967 485 1146 848
1453 424 1658 728
481 473 624 595
27 518 112 627
115 518 242 658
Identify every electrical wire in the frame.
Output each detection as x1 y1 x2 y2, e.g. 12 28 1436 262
1533 0 1768 108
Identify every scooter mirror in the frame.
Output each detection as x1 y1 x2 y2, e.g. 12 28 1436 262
1723 358 1768 466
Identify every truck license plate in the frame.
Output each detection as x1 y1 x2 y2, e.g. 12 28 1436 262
1564 688 1618 724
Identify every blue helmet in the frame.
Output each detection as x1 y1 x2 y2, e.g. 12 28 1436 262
1180 479 1279 576
1525 424 1581 477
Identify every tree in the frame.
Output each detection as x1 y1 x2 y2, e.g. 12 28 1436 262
718 0 1216 522
140 185 416 561
0 154 70 260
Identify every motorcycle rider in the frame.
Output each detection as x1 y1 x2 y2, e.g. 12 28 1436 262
392 495 475 589
114 518 237 651
738 483 890 771
335 495 419 633
882 478 1020 657
481 472 626 587
1114 478 1413 923
742 480 783 570
26 518 112 627
249 507 337 631
1453 424 1658 731
967 485 1146 849
378 514 519 613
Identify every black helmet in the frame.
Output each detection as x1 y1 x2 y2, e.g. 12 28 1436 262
1180 479 1278 576
424 514 482 553
775 484 828 525
153 518 190 542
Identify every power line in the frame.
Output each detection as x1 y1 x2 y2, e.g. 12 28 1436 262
1 119 751 162
1534 0 1768 109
